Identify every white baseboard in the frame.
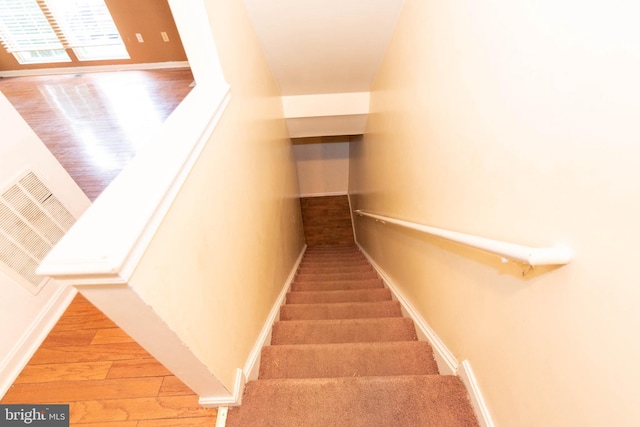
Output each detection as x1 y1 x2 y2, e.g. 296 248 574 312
242 244 307 381
215 406 228 427
356 243 495 427
347 193 357 245
0 61 190 78
458 360 495 427
356 243 458 375
199 368 245 407
203 244 307 415
0 284 77 398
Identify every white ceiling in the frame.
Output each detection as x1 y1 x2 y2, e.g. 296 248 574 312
243 0 405 96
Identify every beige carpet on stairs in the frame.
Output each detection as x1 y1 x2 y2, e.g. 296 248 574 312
226 245 479 426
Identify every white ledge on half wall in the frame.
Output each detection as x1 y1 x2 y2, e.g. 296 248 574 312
282 92 370 138
355 210 572 267
37 82 231 285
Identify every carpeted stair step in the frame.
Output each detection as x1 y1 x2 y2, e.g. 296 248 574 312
305 245 360 251
305 246 360 253
303 252 366 259
299 259 372 268
271 317 417 345
297 264 374 274
291 278 384 292
226 375 479 427
300 257 370 267
305 247 362 253
286 288 392 304
280 301 402 320
294 271 379 282
259 341 439 379
302 254 366 260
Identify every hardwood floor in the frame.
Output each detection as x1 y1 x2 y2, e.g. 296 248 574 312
0 68 195 200
0 69 217 424
1 294 218 425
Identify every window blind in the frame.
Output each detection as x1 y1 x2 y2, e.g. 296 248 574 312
0 0 63 53
0 0 128 63
44 0 124 49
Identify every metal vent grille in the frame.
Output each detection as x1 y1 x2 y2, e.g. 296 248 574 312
0 172 76 294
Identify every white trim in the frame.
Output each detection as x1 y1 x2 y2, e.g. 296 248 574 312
200 244 307 408
215 406 228 427
199 368 245 407
355 209 572 267
356 242 459 375
299 191 348 198
243 244 307 381
347 193 357 245
0 284 77 398
458 360 495 427
356 242 494 426
0 61 190 78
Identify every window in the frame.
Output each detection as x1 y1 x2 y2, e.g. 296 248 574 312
0 0 129 64
0 0 70 64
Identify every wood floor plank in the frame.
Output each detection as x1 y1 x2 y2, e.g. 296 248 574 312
28 343 151 365
91 328 135 345
61 303 104 317
83 317 119 330
107 359 172 379
73 421 138 427
2 377 163 404
54 312 118 331
14 361 112 384
69 396 216 424
158 376 195 396
137 416 218 426
40 329 98 347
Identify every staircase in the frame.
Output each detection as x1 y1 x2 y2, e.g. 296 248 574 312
226 245 479 426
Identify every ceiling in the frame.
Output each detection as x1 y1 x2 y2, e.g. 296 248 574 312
243 0 405 97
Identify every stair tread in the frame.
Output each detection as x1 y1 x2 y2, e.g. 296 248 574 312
302 256 367 261
301 255 367 260
291 279 384 292
227 375 479 427
299 261 372 268
297 265 374 274
260 341 439 379
294 271 379 282
280 301 402 320
286 288 392 304
271 317 417 344
304 246 362 255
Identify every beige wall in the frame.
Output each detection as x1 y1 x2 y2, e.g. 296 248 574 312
128 0 305 391
350 0 640 425
293 141 350 197
0 0 187 71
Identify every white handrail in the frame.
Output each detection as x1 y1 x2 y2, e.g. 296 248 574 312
354 210 572 267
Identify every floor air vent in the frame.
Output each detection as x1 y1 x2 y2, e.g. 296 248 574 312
0 172 76 294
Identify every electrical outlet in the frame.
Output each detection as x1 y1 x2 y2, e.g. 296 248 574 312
161 32 169 42
135 33 144 43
